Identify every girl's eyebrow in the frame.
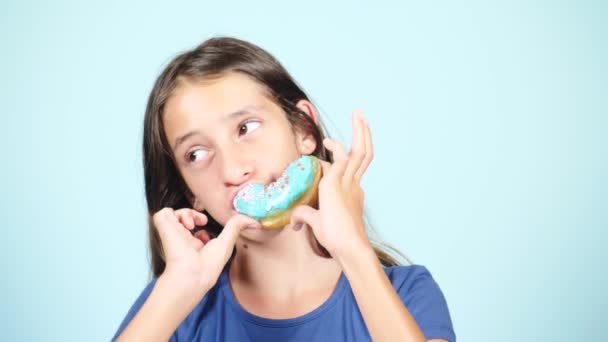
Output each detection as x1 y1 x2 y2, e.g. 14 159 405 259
173 105 264 150
222 105 263 122
173 131 201 151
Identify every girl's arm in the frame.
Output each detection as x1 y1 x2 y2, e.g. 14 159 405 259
338 245 448 342
114 272 208 342
114 209 260 341
291 112 452 341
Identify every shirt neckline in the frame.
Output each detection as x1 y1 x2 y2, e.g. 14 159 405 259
219 261 348 328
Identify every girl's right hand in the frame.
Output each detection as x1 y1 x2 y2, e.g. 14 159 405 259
152 208 261 291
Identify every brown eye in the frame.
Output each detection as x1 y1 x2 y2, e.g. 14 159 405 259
239 121 261 136
188 149 208 163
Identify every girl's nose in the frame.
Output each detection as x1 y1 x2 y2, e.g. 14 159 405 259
219 150 254 186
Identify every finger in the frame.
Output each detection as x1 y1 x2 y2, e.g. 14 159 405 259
176 209 195 230
214 214 260 250
194 229 211 244
355 116 374 181
344 110 366 182
192 211 208 226
191 236 204 251
184 215 195 230
290 205 321 233
323 138 348 177
153 209 195 249
153 208 177 238
176 209 207 229
157 207 178 224
318 160 332 176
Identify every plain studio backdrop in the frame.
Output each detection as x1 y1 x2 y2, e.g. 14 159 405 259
1 1 606 341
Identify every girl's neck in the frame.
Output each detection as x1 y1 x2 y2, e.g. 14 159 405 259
229 224 342 301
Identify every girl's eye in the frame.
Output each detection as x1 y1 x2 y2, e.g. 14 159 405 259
187 149 209 163
239 121 261 136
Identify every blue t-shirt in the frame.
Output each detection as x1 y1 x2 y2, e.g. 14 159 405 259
112 264 456 341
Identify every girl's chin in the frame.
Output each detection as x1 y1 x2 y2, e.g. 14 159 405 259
238 225 285 240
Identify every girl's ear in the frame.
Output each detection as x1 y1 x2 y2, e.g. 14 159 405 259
295 99 319 124
294 99 319 155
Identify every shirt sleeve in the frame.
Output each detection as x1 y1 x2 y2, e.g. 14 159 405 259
392 265 457 342
111 278 178 342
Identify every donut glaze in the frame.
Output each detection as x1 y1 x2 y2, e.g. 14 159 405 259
233 155 321 229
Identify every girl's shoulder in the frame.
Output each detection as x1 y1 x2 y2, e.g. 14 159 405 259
383 263 433 280
381 264 456 341
381 264 446 297
112 276 219 341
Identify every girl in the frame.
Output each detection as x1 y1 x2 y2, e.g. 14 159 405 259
113 37 455 342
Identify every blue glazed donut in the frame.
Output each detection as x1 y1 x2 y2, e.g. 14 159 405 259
233 155 322 229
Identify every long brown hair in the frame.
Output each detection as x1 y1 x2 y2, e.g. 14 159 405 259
142 37 411 278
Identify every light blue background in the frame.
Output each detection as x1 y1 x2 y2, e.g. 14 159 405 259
1 1 606 341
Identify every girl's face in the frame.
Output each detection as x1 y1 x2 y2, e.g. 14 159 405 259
163 72 316 228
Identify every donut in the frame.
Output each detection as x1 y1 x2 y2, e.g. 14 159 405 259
232 155 322 229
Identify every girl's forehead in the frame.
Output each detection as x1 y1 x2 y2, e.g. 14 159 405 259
168 73 270 119
167 75 270 122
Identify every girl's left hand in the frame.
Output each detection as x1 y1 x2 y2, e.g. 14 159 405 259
291 109 374 263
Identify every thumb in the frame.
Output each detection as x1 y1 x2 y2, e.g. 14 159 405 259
291 205 320 232
215 214 260 250
318 159 332 175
